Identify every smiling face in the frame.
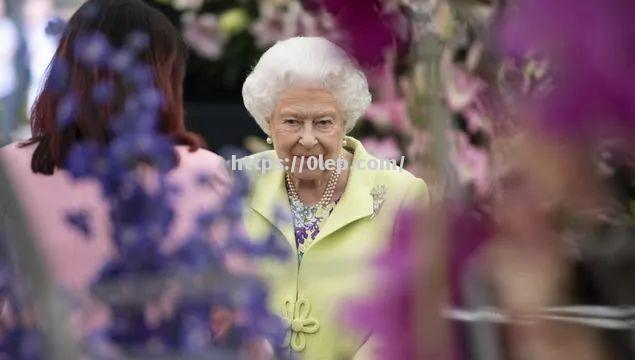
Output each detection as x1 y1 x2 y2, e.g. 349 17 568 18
268 87 346 181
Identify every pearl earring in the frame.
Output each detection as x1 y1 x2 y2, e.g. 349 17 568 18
342 138 347 146
266 137 273 145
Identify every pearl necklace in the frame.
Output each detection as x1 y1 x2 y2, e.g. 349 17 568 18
286 151 344 208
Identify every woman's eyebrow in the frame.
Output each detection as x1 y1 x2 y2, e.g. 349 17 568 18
279 109 308 118
280 111 306 118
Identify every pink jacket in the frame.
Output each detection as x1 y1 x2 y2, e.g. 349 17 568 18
0 142 230 338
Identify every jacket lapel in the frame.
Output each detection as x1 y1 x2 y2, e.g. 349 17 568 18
248 152 296 249
310 137 375 245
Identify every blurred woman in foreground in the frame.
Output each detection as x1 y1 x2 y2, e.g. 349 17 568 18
0 0 229 347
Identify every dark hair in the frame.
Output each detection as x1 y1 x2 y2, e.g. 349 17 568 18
24 0 203 175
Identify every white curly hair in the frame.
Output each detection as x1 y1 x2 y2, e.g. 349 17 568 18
242 37 372 135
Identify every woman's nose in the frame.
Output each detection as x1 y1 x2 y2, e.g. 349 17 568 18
298 124 318 148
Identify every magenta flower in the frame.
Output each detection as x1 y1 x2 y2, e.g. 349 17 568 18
322 0 410 68
347 201 492 359
346 207 420 359
499 0 635 142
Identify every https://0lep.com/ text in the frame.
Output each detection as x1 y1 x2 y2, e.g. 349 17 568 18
227 154 406 174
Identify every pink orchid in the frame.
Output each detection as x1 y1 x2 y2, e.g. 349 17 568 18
361 137 403 160
181 13 226 60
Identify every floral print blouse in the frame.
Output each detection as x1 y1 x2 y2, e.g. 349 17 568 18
287 196 339 263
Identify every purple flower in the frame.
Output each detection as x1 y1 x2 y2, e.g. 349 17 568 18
55 26 286 357
124 31 149 53
227 170 250 199
48 58 70 93
65 141 104 179
238 278 287 347
127 64 155 89
308 221 320 239
195 172 216 188
195 210 218 229
56 93 79 128
110 49 135 73
295 228 308 244
65 210 93 239
173 235 223 271
108 133 177 173
74 33 112 66
45 17 66 36
138 87 164 110
257 232 290 261
92 81 115 104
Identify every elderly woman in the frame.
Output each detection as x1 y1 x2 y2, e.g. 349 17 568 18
240 37 429 358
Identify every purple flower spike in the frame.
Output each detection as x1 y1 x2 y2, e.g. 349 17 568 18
125 31 150 52
56 93 79 128
45 17 66 36
110 49 135 72
128 64 155 88
195 172 216 188
92 81 115 104
75 33 111 66
65 141 103 179
49 58 70 93
65 210 93 239
138 87 164 110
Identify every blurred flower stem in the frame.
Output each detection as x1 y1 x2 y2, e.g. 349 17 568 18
406 1 460 357
0 163 78 358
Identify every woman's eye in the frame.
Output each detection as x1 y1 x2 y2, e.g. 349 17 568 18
316 119 333 127
283 119 299 125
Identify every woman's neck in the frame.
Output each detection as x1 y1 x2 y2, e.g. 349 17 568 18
289 150 353 206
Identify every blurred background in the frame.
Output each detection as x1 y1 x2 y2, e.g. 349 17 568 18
1 0 634 358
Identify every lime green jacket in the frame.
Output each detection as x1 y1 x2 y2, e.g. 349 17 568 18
240 137 428 359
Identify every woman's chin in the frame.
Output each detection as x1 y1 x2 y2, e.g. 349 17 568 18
289 169 325 181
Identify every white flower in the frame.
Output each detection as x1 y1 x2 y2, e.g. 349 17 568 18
172 0 204 11
250 2 340 49
181 12 226 60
